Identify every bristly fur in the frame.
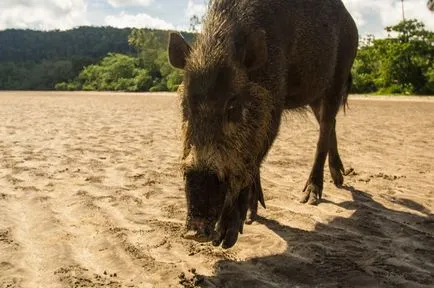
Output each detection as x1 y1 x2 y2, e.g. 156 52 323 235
180 0 358 173
168 0 359 245
187 1 248 72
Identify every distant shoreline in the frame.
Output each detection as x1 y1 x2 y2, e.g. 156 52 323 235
348 94 434 102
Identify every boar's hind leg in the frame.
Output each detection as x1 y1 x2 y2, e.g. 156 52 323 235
310 104 346 187
300 88 344 205
328 119 346 186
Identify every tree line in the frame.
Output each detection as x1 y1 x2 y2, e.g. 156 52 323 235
352 19 434 95
0 26 195 92
0 27 133 90
0 18 433 95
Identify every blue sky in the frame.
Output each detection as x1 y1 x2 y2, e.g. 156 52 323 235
0 0 433 38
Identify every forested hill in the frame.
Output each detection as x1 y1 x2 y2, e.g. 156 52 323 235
0 26 195 90
0 27 133 62
1 19 433 95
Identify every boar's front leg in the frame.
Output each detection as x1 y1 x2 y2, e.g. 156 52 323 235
212 182 250 249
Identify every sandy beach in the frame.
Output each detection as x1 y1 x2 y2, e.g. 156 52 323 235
0 91 433 288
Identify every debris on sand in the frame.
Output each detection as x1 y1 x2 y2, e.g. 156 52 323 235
178 269 204 288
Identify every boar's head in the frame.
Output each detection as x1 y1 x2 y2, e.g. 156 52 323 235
168 29 272 247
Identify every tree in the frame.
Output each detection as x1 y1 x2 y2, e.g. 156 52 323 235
0 26 134 90
351 19 434 95
57 53 153 92
189 15 201 32
128 28 184 91
350 35 379 93
52 27 195 92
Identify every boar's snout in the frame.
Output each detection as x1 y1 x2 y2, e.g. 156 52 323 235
183 217 214 242
183 168 225 243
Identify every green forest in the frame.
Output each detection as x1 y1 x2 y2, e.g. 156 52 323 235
0 26 195 92
0 18 433 95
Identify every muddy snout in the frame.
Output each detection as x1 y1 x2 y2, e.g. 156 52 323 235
182 169 225 243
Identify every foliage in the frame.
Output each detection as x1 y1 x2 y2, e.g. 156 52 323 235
128 29 189 91
59 28 189 92
0 26 195 91
1 18 433 95
0 27 132 90
189 15 201 32
0 26 133 63
351 19 434 95
60 53 152 92
55 27 193 92
0 60 76 90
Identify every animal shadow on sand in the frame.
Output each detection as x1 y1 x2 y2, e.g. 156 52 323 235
199 185 434 288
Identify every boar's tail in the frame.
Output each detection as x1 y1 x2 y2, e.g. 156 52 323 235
342 72 352 114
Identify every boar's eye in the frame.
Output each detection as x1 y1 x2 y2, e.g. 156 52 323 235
225 97 242 123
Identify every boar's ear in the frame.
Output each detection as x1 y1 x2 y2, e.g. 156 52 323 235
238 29 268 71
168 32 192 70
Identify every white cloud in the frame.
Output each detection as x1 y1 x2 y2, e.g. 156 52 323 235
185 0 207 19
343 0 434 38
105 11 176 30
0 0 88 30
107 0 153 8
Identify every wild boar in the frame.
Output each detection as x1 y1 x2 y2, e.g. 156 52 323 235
168 0 359 248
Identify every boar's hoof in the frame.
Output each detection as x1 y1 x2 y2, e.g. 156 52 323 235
329 156 345 187
300 183 322 205
212 208 242 249
245 210 257 225
245 218 254 225
330 167 344 187
213 185 250 248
